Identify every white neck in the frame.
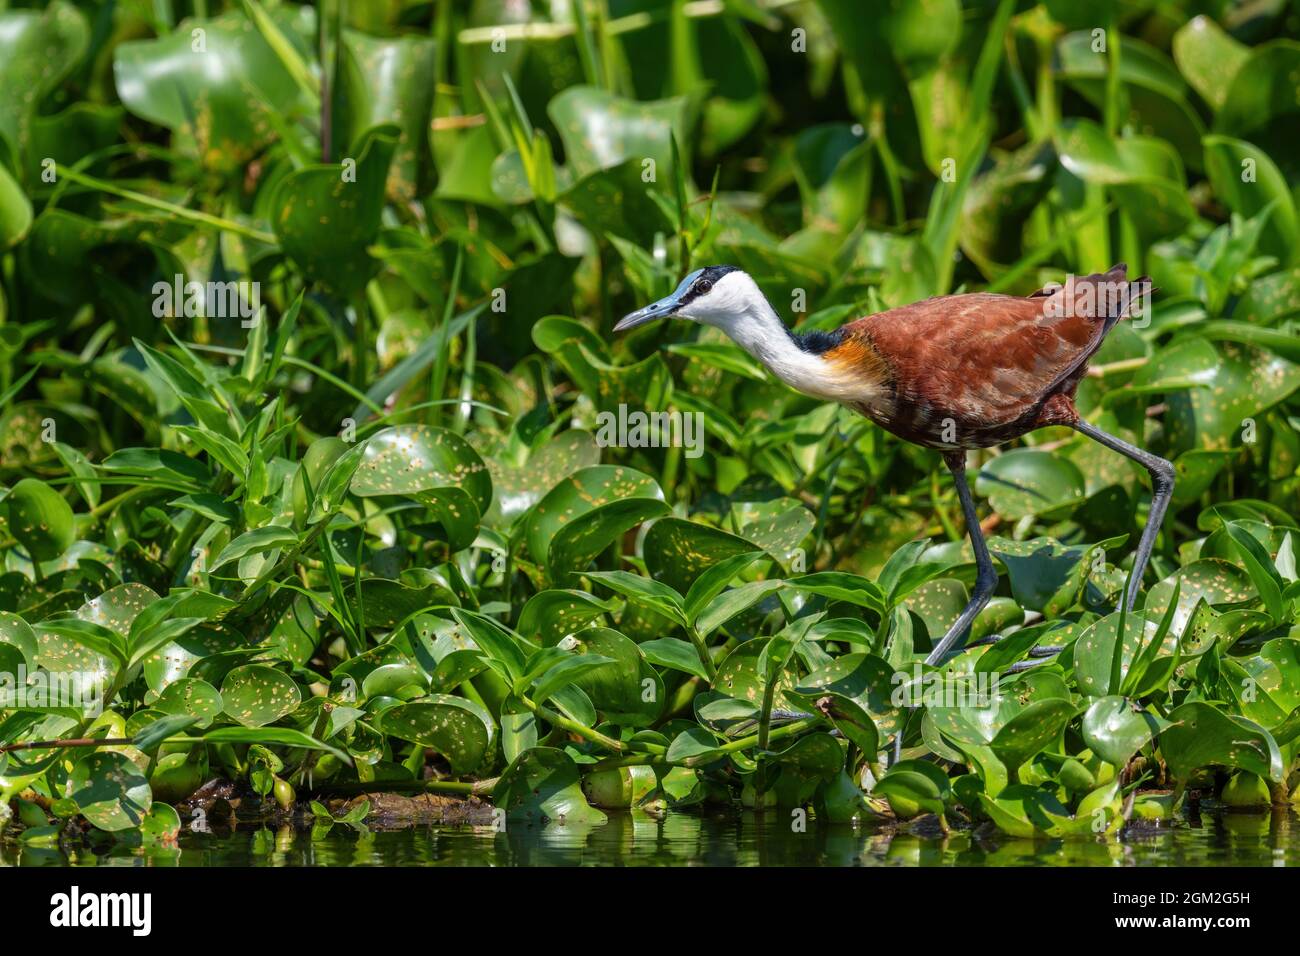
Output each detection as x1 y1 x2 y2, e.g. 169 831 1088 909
698 279 872 405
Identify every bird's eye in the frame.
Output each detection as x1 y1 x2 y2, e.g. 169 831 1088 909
695 279 713 295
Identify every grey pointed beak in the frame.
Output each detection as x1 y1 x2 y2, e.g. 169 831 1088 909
614 291 686 332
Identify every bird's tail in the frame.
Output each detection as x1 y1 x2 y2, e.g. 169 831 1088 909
1034 263 1154 325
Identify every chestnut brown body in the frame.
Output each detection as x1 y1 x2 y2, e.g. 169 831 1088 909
823 265 1147 449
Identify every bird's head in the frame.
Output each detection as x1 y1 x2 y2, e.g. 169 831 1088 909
613 265 763 332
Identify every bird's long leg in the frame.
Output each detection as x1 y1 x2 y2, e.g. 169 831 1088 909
1072 418 1175 611
924 453 999 667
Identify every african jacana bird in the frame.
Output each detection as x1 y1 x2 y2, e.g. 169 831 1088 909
615 264 1170 667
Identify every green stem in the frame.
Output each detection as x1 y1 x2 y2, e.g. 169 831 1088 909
686 624 718 684
0 737 132 754
314 776 498 797
55 167 276 244
518 694 665 756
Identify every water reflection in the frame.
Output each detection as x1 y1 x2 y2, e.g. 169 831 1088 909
5 808 1298 867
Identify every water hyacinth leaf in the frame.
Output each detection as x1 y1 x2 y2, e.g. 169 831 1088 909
715 638 797 711
987 536 1094 613
666 725 719 764
130 714 201 754
99 447 213 491
0 161 32 250
361 663 426 700
197 726 349 762
140 802 182 844
696 580 784 637
4 478 74 562
500 698 538 764
154 678 224 729
1161 701 1284 783
343 575 458 629
987 699 1077 774
0 611 38 667
1081 696 1169 767
961 142 1055 275
1223 521 1285 621
584 571 688 628
550 498 671 581
485 430 600 526
548 86 689 179
493 747 606 824
220 664 302 728
0 1 90 156
516 589 617 647
1216 39 1300 145
788 572 886 615
270 124 400 296
1172 15 1249 112
979 784 1074 838
114 6 314 174
644 518 758 595
975 449 1085 520
33 620 122 698
1136 339 1300 453
335 32 437 202
568 627 663 726
379 695 496 775
1251 639 1300 714
788 652 899 737
1145 559 1258 643
905 579 969 644
683 551 771 622
638 638 711 682
0 643 26 705
530 654 616 709
561 159 674 245
1056 32 1206 169
1073 612 1155 697
726 500 812 567
770 732 844 804
523 465 664 579
303 440 368 524
696 696 759 737
1203 136 1298 265
210 526 298 571
65 751 151 833
449 608 528 682
352 424 492 510
874 759 951 819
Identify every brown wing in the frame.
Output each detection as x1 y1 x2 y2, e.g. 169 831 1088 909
836 269 1133 446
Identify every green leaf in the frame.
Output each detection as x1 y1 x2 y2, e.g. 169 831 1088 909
0 160 32 251
516 589 617 647
65 751 151 832
644 517 759 595
211 526 299 571
1161 701 1285 783
270 124 400 295
568 627 663 727
114 6 314 174
1224 521 1285 621
524 465 665 581
154 678 224 730
493 747 607 824
584 570 688 628
220 665 302 728
639 638 711 682
975 449 1086 520
1081 696 1169 767
4 478 74 562
380 695 496 775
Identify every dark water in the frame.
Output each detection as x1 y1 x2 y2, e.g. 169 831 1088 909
6 808 1300 866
